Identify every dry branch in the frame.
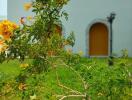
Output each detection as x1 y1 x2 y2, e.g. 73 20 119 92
55 71 82 94
54 59 90 100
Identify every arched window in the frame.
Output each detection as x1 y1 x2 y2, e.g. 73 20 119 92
0 0 7 20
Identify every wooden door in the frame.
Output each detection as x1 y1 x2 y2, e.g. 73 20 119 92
89 23 108 56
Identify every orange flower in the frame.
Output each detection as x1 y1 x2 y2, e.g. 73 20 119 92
18 83 27 91
0 40 4 45
47 50 55 56
2 32 12 41
0 20 18 41
0 40 8 53
24 3 32 11
12 23 19 29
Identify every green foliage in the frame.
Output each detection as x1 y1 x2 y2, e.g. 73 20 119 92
62 52 81 65
0 58 132 99
0 52 6 63
0 0 71 71
0 0 75 99
0 72 7 92
66 31 75 47
74 58 132 99
121 49 128 58
0 0 131 99
108 56 114 66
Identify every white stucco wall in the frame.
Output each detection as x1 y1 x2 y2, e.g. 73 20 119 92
7 0 33 25
8 0 132 57
0 0 7 20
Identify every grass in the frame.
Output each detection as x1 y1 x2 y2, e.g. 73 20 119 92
0 57 132 100
0 58 131 76
0 59 32 76
0 60 20 76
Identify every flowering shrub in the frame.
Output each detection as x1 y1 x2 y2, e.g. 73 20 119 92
0 0 76 99
0 20 18 53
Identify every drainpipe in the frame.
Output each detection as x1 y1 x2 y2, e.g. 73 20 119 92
107 12 116 66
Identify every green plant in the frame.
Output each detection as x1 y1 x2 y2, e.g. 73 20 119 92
121 49 128 58
0 0 73 99
108 56 114 66
73 58 132 100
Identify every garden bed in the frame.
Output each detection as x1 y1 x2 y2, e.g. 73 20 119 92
0 58 132 100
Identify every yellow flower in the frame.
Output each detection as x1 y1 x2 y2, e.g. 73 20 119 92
12 22 19 29
0 20 18 52
0 40 8 53
0 40 4 45
0 20 18 41
20 63 29 69
30 94 37 100
78 50 83 56
27 16 33 20
24 3 32 11
18 83 27 91
98 92 103 96
2 33 12 41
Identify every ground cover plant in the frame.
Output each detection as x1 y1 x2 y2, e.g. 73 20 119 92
0 0 132 100
0 58 132 100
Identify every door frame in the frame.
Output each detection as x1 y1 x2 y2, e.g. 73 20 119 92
86 19 111 57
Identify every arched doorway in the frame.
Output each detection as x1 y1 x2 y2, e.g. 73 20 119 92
89 23 109 56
